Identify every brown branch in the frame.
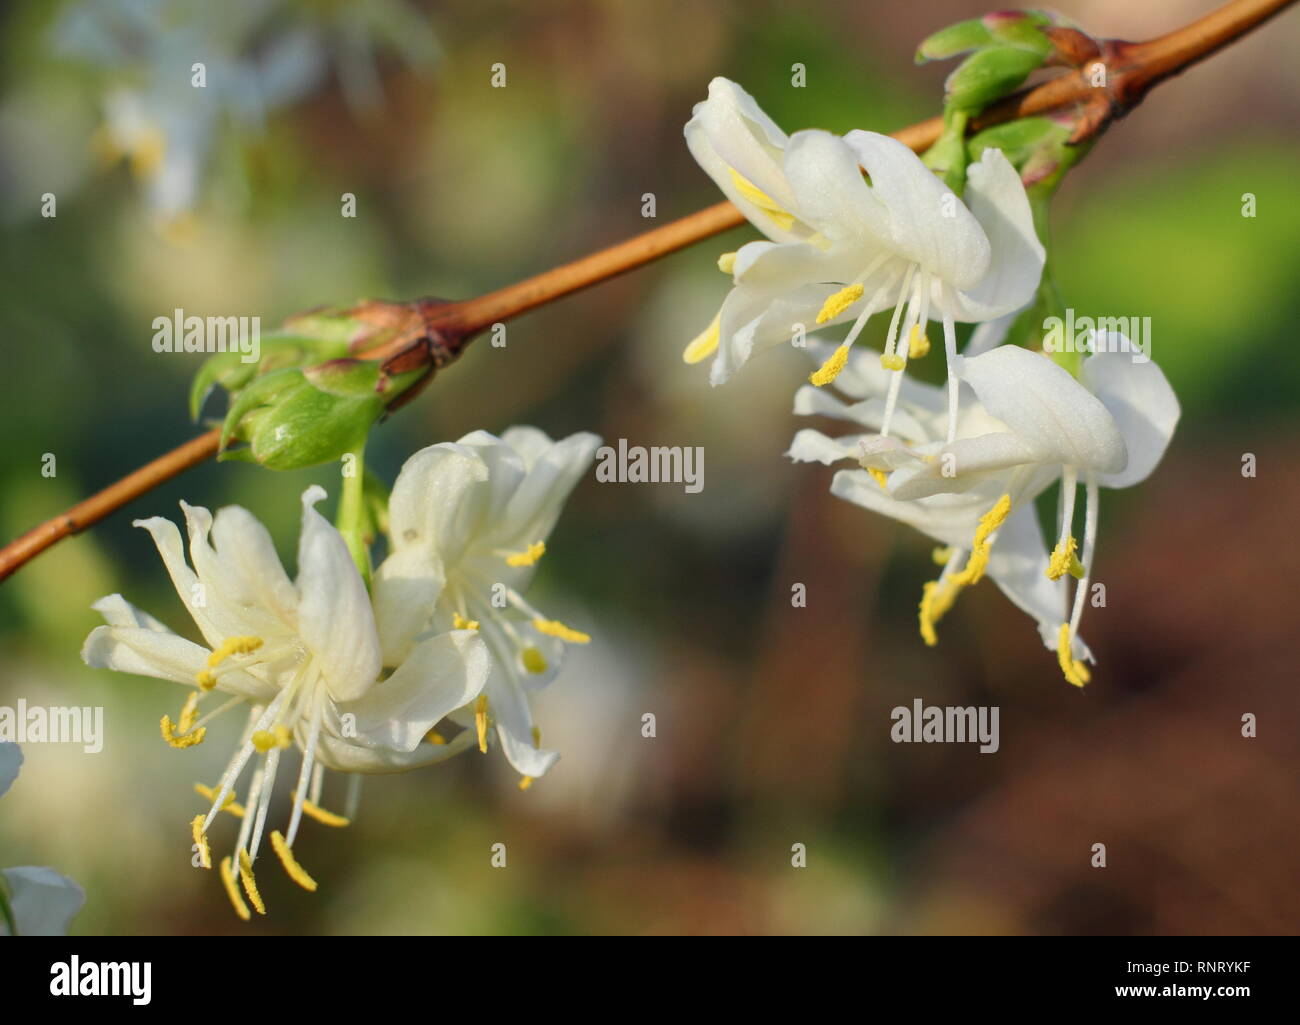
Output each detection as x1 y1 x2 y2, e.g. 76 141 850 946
0 0 1293 583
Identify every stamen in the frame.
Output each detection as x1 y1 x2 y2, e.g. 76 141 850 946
271 830 318 892
532 618 591 644
531 726 542 749
426 730 447 745
196 670 218 691
683 313 721 364
191 815 211 869
810 343 850 387
1046 535 1078 581
178 691 200 734
728 169 795 232
917 494 1013 645
251 726 292 753
867 468 889 489
1056 624 1091 687
522 647 548 674
504 541 546 567
297 798 349 828
932 546 954 566
879 353 906 371
237 848 266 915
161 715 205 749
919 577 961 647
207 636 264 668
717 251 737 274
475 695 489 753
816 284 864 325
453 612 479 630
219 856 251 921
195 783 245 817
908 324 931 359
948 494 1011 588
518 776 534 791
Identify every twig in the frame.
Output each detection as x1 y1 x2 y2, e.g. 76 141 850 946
0 0 1292 582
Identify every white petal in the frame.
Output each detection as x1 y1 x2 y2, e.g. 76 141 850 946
711 282 832 386
295 486 381 702
939 148 1045 321
210 505 298 624
487 674 560 778
829 469 993 549
1 866 85 936
90 593 170 632
889 432 1039 500
786 428 864 465
342 631 490 752
784 129 892 245
388 443 491 558
983 503 1073 653
843 130 990 289
81 624 274 701
491 430 601 549
1081 341 1180 488
371 546 446 666
312 728 477 774
957 346 1127 474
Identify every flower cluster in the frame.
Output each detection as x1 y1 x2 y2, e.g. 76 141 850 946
684 78 1180 686
82 427 599 918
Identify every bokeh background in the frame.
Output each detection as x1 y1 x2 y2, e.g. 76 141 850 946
1 0 1297 935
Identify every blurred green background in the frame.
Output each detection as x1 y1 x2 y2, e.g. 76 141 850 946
1 0 1297 935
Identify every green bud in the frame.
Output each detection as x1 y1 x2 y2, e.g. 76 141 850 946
219 360 423 471
915 18 993 63
943 45 1045 111
189 333 351 420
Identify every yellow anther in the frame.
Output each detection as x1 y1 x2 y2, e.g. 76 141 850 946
504 541 546 567
683 313 721 365
237 848 266 915
518 776 534 791
531 725 542 749
932 546 954 566
251 727 292 753
194 783 245 817
195 670 218 691
880 353 906 372
917 494 1013 646
207 636 263 668
532 618 591 644
452 612 480 631
271 830 318 892
1046 535 1078 581
300 799 350 828
219 856 251 921
191 815 211 870
274 725 292 748
918 578 963 647
949 494 1012 589
178 691 200 734
426 730 447 745
717 251 737 274
161 715 205 749
908 324 931 359
867 467 889 489
1057 623 1091 688
728 169 795 231
815 284 864 325
475 695 489 754
809 343 850 387
522 647 548 674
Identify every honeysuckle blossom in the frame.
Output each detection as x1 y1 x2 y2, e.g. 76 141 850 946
82 486 490 919
788 330 1178 686
682 77 1044 445
1 743 86 936
373 427 601 787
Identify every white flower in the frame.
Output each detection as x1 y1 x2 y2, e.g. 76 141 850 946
373 427 601 785
1 743 86 936
682 78 1044 443
789 331 1179 685
82 485 490 919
